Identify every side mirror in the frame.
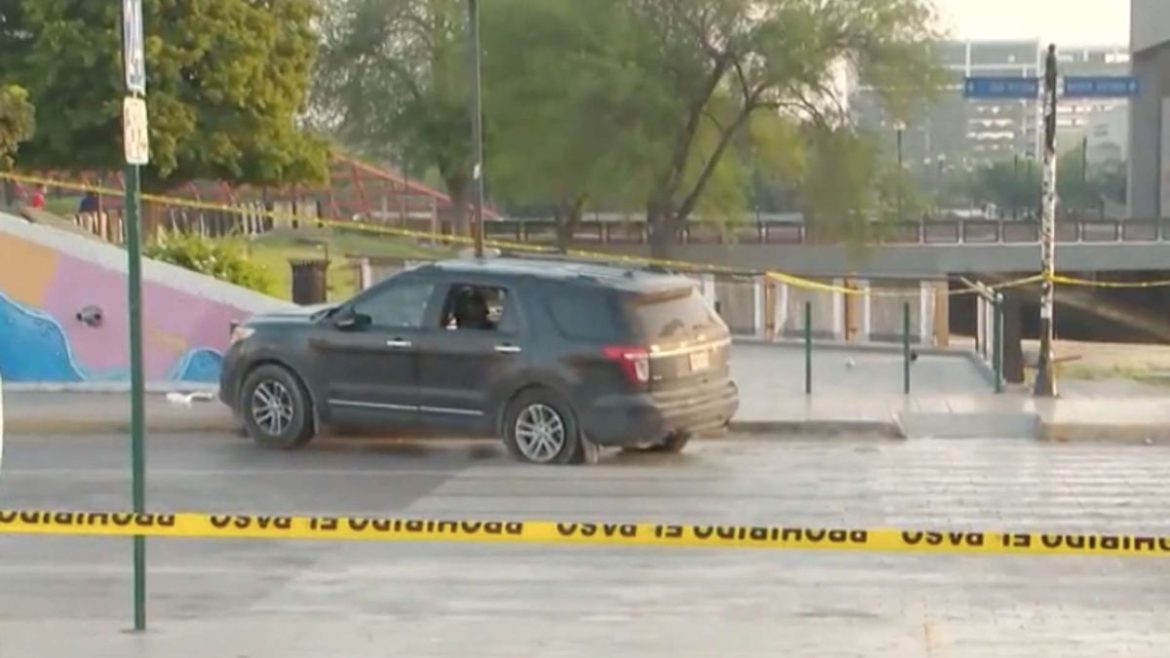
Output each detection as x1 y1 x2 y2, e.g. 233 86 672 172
333 308 371 330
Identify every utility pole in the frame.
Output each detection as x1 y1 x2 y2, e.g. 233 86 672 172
121 0 150 630
1034 44 1059 397
468 0 486 258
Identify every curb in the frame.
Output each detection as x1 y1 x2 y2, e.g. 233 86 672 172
729 419 904 438
1041 422 1170 444
6 412 238 436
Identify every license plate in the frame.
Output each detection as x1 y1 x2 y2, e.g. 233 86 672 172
689 350 710 372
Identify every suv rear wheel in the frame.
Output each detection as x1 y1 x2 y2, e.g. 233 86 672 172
503 389 597 465
240 364 315 450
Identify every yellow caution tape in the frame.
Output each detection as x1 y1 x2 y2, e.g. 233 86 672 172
1052 274 1170 289
1 509 1168 557
0 170 1153 296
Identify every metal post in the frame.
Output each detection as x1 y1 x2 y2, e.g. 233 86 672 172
1012 154 1020 219
125 163 147 631
994 292 1005 394
1034 44 1058 397
896 125 904 221
902 301 911 395
804 301 812 395
468 0 485 258
121 0 148 630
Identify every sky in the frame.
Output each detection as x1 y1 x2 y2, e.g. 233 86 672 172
934 0 1130 46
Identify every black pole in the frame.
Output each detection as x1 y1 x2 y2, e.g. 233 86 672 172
896 127 904 221
1013 154 1020 219
468 0 485 257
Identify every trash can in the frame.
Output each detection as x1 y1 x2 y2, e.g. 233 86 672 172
289 258 329 305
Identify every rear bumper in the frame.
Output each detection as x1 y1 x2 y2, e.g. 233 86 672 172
582 379 739 447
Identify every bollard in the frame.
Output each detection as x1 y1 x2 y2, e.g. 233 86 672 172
902 301 911 395
804 301 812 395
996 290 1006 391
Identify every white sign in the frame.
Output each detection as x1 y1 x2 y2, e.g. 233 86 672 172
123 0 146 93
123 97 150 165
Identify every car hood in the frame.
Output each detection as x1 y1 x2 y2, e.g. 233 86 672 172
248 303 336 325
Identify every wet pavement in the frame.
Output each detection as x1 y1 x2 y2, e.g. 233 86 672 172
0 431 1168 656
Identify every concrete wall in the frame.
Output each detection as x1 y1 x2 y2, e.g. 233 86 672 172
1133 0 1170 54
1129 43 1170 217
0 212 293 383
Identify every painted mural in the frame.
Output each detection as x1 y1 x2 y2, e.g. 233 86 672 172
0 215 292 383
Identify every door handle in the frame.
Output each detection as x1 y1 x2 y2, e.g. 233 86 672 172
386 339 413 348
494 344 522 354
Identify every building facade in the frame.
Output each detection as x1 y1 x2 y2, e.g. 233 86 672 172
1128 0 1170 217
855 40 1130 173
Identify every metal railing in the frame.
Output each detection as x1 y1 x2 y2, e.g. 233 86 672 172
482 218 1170 246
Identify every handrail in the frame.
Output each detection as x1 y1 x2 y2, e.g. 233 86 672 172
483 218 1170 246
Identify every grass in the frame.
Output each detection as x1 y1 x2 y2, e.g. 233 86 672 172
243 227 451 302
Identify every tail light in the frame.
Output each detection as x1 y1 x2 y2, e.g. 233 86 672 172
602 345 650 385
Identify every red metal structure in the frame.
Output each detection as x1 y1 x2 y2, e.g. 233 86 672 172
14 152 498 243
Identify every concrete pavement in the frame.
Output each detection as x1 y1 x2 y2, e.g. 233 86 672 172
1 432 1168 656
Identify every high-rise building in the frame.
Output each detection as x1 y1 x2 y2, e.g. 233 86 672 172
853 40 1130 172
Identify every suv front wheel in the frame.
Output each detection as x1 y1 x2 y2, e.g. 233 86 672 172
502 389 597 465
240 364 316 450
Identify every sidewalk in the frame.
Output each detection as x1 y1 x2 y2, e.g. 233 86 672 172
3 390 236 435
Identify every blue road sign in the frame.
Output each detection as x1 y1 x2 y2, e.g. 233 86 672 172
123 0 146 94
963 77 1041 100
1063 76 1139 98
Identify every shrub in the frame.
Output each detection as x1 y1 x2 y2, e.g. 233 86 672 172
146 231 275 295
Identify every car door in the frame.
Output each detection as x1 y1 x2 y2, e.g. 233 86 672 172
309 274 440 428
414 278 529 433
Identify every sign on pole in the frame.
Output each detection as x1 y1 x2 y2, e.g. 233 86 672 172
122 0 146 94
123 97 150 165
963 76 1041 100
1062 76 1140 98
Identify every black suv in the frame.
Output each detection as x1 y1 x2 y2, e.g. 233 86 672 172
219 257 739 464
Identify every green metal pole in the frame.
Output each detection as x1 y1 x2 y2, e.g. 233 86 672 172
902 302 911 395
804 301 812 395
994 293 1005 394
125 161 147 631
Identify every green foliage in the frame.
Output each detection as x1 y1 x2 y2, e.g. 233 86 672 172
313 0 472 230
145 231 274 295
0 84 34 169
0 0 328 188
481 0 659 228
621 0 944 250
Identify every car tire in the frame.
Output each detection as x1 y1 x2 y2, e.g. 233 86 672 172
240 364 315 450
502 388 595 465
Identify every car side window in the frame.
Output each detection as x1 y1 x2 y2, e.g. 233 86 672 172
438 283 510 332
353 280 435 329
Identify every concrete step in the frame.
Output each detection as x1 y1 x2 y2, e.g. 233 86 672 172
896 411 1041 440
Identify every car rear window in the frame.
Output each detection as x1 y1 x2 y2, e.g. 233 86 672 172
546 289 625 341
623 285 723 341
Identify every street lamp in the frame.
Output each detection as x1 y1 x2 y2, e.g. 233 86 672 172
468 0 485 258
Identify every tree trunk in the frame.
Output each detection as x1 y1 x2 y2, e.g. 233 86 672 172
444 177 469 239
555 196 586 253
647 199 675 260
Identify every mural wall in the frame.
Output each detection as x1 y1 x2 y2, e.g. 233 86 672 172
0 212 293 383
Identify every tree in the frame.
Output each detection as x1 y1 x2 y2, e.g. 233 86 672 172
313 0 474 233
968 159 1042 219
0 0 328 189
0 84 34 170
481 0 661 248
621 0 942 254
